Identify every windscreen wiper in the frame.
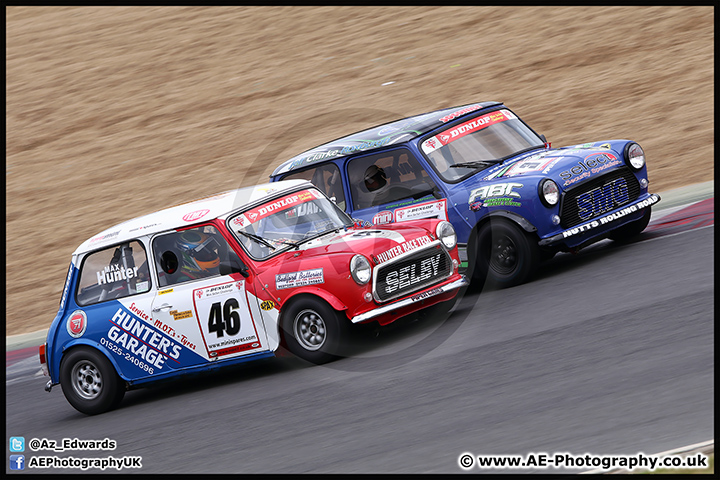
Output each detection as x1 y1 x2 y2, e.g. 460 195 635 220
450 159 504 169
235 231 277 250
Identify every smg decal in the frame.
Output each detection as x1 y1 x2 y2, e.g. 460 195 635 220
562 194 660 239
469 183 523 211
576 177 630 220
276 268 324 289
376 235 434 263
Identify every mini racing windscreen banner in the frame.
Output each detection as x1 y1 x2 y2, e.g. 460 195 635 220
233 189 320 227
421 109 516 154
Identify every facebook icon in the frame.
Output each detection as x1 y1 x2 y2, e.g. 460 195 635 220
9 454 25 470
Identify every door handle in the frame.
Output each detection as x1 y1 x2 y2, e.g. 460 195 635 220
152 304 172 312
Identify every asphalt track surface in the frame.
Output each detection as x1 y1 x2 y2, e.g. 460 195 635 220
5 188 714 474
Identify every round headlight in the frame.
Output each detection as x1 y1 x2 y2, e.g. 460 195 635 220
350 254 371 285
436 221 457 250
540 178 560 207
625 143 645 170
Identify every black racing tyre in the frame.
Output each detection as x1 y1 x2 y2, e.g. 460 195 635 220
609 207 652 243
281 297 347 365
471 219 540 288
60 347 125 415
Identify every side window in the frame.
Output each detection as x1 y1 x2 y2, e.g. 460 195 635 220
282 163 347 211
153 225 240 288
76 241 150 306
347 149 437 210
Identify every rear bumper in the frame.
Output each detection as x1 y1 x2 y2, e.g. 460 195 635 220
350 275 468 324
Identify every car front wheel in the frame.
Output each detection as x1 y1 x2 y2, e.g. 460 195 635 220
281 297 347 365
472 219 540 288
609 207 652 243
60 347 125 415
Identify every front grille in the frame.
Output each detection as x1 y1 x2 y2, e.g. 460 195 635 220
374 242 452 303
560 167 641 228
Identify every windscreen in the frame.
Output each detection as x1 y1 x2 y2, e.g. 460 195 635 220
420 109 544 182
227 188 353 259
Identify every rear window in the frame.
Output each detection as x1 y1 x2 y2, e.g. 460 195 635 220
76 240 151 306
347 148 437 210
282 162 347 211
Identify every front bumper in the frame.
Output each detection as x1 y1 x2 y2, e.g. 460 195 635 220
350 275 469 324
539 193 660 247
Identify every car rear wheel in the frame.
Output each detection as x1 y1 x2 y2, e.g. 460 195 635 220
609 207 652 243
472 219 540 288
281 297 347 365
60 347 125 415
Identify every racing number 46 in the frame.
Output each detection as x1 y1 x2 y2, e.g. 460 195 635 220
208 298 241 337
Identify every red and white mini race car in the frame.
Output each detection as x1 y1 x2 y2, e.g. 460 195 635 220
40 179 467 414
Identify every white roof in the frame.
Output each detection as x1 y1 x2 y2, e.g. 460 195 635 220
74 179 310 254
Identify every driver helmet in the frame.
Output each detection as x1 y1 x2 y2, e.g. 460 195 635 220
364 165 387 192
176 230 221 273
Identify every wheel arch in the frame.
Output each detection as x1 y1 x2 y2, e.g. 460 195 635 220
277 291 343 347
58 340 130 383
280 288 347 315
467 210 538 258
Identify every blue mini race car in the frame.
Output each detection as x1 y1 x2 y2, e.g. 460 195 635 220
269 101 660 287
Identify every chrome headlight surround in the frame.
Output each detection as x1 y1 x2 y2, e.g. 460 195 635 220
539 178 560 207
350 254 372 285
436 221 457 250
625 142 645 170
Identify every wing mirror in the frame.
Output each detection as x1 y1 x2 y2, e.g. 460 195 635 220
219 259 250 278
